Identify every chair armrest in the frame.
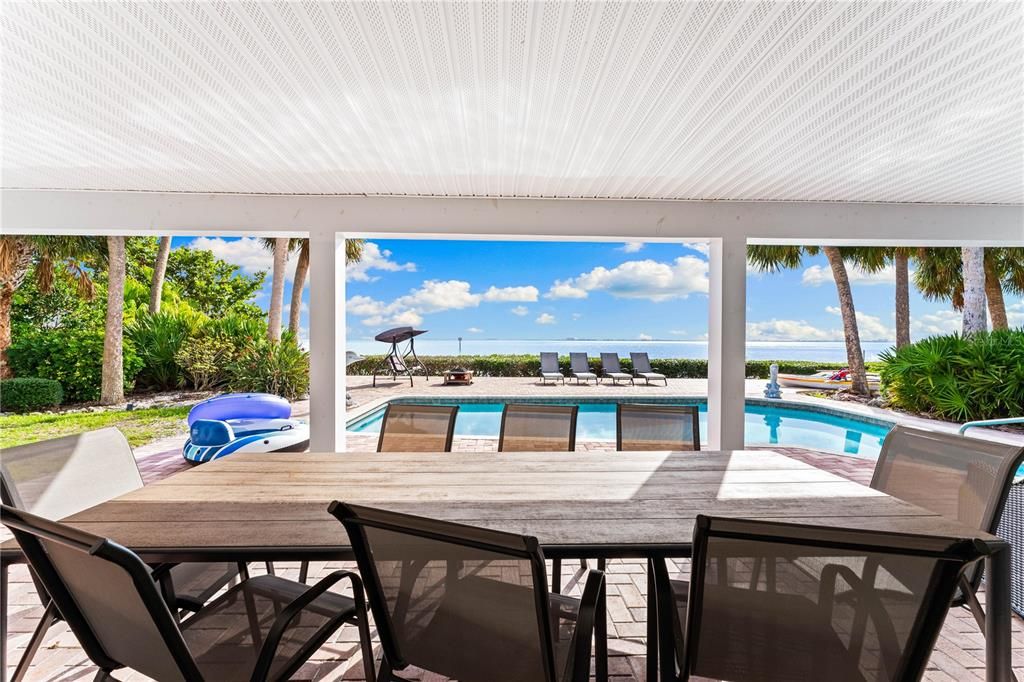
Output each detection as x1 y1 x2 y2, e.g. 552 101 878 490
250 570 366 682
569 569 605 682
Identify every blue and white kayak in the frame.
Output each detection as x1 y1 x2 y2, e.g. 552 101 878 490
183 417 310 463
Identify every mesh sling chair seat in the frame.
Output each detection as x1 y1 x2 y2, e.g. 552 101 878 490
329 502 606 682
539 352 566 385
629 352 668 386
599 353 634 386
869 426 1024 635
0 505 376 682
376 404 459 452
498 403 579 453
617 404 700 451
0 428 253 679
569 352 598 385
653 515 991 682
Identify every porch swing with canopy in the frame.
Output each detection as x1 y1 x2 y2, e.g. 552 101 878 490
371 326 431 386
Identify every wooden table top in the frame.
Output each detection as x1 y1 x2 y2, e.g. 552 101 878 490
1 450 1002 563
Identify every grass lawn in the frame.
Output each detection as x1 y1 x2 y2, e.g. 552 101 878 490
0 405 191 449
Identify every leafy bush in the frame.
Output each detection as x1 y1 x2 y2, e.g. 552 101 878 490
176 335 237 391
347 354 879 379
7 326 144 402
879 329 1024 422
227 333 310 401
0 378 63 412
128 310 204 390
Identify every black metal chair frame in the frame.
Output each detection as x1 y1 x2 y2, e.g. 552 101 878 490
656 514 992 682
869 425 1024 640
376 403 459 453
498 403 579 452
329 501 605 682
2 505 374 682
616 404 701 451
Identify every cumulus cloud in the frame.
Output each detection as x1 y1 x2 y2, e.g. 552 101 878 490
912 309 961 336
1007 301 1024 326
638 333 653 341
824 306 894 341
466 327 483 333
482 285 539 302
682 242 710 257
619 241 644 253
802 264 900 287
190 236 279 277
747 319 839 341
546 256 708 302
510 305 529 316
346 242 417 282
571 313 583 320
536 313 557 325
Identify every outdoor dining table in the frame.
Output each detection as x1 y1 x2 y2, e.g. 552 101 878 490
1 449 1015 682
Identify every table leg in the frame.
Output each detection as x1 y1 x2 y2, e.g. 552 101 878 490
595 558 607 682
647 558 658 682
2 559 8 682
985 545 1012 682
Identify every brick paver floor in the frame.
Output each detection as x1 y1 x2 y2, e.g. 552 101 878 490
4 443 1022 681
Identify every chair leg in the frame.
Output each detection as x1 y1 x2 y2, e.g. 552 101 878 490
356 613 376 682
12 602 60 682
595 558 608 682
552 558 562 593
298 561 309 584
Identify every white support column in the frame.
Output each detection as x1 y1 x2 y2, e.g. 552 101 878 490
707 236 747 450
307 229 343 452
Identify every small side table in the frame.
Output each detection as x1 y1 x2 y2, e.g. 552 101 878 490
443 369 474 385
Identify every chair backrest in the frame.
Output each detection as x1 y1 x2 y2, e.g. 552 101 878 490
679 515 988 682
569 353 590 373
499 404 578 452
1 505 201 681
629 352 653 373
330 502 561 682
377 404 459 452
600 353 622 373
539 352 560 373
617 404 700 451
0 428 144 520
388 353 409 372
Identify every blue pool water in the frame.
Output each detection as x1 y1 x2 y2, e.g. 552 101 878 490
348 401 893 459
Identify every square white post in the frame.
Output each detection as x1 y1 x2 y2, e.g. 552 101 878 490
707 236 747 450
308 229 344 452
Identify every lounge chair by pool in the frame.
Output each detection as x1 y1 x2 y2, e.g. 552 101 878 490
630 352 668 385
600 353 634 386
539 352 565 384
569 352 598 385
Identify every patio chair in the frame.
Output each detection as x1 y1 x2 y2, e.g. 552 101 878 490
1 505 375 682
653 515 989 681
377 403 459 452
869 425 1024 637
569 352 598 385
499 403 579 452
599 353 634 386
329 502 605 682
617 404 700 451
629 352 668 386
0 428 256 679
539 351 566 384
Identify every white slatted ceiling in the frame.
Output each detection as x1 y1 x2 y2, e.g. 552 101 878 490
1 1 1021 203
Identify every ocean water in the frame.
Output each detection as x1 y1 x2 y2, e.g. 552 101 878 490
345 339 894 363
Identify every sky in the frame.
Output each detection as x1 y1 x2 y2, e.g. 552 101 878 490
173 237 1023 345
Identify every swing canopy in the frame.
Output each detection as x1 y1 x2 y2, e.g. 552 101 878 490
374 327 428 344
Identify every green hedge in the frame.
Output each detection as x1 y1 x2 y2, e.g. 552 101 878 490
348 354 882 379
0 378 63 412
879 329 1024 422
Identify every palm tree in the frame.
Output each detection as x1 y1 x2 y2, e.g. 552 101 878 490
267 237 289 343
149 236 172 314
961 247 987 335
0 236 98 377
286 237 365 336
747 245 870 395
914 247 1022 331
849 247 912 348
100 236 126 404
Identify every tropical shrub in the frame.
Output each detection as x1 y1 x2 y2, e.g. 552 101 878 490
227 333 310 401
879 329 1024 422
0 378 63 412
8 326 144 402
128 310 205 390
176 335 237 391
346 354 880 379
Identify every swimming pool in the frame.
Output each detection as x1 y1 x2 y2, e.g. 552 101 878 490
347 399 894 459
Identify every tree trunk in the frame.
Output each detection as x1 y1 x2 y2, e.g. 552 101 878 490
101 236 126 404
288 240 309 335
268 237 289 343
984 254 1008 330
894 251 911 348
823 246 869 395
0 285 14 378
0 237 35 377
149 236 172 314
961 247 987 336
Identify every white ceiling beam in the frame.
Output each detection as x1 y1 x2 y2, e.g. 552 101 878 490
3 189 1021 244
